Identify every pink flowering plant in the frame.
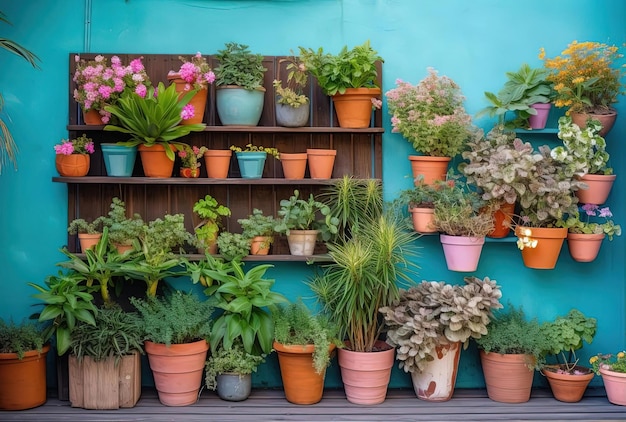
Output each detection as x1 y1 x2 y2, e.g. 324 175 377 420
178 145 208 169
54 134 95 155
170 53 216 91
591 351 626 374
557 204 621 239
73 55 152 123
385 67 480 157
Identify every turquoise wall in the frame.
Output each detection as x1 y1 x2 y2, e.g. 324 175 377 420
1 0 625 390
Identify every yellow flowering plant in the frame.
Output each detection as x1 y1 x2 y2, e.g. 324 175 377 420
590 351 626 374
540 40 625 114
230 144 280 159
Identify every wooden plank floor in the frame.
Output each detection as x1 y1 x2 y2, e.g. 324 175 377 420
1 388 624 422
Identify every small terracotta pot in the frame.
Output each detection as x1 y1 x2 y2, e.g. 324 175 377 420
203 149 232 178
575 174 616 205
542 365 593 403
331 87 381 128
570 110 617 137
82 109 102 125
440 234 485 272
567 232 605 263
515 226 567 269
408 156 450 186
600 367 626 406
55 154 90 177
409 207 436 233
307 149 336 179
250 236 271 255
78 233 102 252
168 75 208 125
138 144 175 178
280 152 307 180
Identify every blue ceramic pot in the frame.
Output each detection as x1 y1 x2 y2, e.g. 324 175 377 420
216 86 265 126
236 151 267 179
101 144 137 177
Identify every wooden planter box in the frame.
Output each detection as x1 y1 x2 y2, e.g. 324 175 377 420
69 352 141 409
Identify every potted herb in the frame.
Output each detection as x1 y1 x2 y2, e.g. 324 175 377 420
590 350 626 405
0 319 48 410
308 212 419 404
238 208 276 255
193 194 231 254
67 214 106 252
104 82 206 177
101 197 144 253
205 339 265 402
130 291 214 406
167 52 216 125
53 133 95 177
385 67 480 184
540 309 597 403
230 143 280 179
476 63 553 130
273 53 310 127
393 177 442 234
67 306 144 409
273 189 339 256
214 42 268 126
216 231 250 262
273 300 342 405
474 304 552 403
380 276 503 401
299 40 383 128
541 40 625 136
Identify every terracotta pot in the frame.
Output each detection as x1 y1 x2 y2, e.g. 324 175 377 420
138 144 175 178
307 149 336 179
55 154 90 177
331 87 381 128
409 207 436 233
408 155 451 186
600 367 626 406
203 149 232 178
541 365 593 403
567 232 605 263
479 350 534 404
439 234 485 272
250 236 271 255
144 339 209 406
570 109 617 137
169 76 208 125
0 344 50 410
287 229 319 256
274 341 336 405
515 226 567 269
115 243 134 254
179 167 200 178
82 109 102 125
338 340 395 405
487 202 515 238
575 174 616 205
528 103 551 129
78 233 102 252
280 152 307 180
411 341 461 402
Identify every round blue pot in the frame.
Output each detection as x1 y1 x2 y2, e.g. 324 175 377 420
216 86 266 126
236 151 267 179
101 144 137 177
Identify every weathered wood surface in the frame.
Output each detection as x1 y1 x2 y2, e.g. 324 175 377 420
1 388 624 421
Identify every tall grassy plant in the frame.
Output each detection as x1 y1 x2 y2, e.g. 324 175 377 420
309 213 420 352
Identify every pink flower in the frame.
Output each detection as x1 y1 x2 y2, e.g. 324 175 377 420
599 207 613 218
135 84 147 98
181 104 195 120
178 150 188 159
180 62 197 83
582 203 598 215
129 58 145 73
54 143 74 155
85 142 95 154
205 71 216 84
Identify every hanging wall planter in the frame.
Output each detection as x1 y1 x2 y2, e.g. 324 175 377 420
570 109 617 137
410 207 436 233
575 174 616 205
515 226 567 269
440 234 485 272
566 233 605 262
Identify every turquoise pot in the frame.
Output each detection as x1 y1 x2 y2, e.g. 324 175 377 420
216 86 266 126
101 144 137 177
236 151 267 179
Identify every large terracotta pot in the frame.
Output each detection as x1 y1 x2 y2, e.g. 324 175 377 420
479 350 535 404
55 154 90 177
600 367 626 406
409 207 436 233
0 344 49 410
570 109 617 137
567 233 605 263
337 340 395 405
307 149 336 179
411 341 461 402
280 152 307 180
144 339 209 406
439 234 485 272
541 365 594 403
274 341 336 405
408 155 450 186
169 75 208 125
203 149 232 178
515 226 567 269
331 87 381 129
138 144 175 178
575 174 616 205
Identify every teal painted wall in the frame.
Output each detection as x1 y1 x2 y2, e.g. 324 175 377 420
1 0 625 390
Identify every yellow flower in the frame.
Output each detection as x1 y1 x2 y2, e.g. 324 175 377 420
572 76 585 84
538 47 545 60
618 351 625 359
589 356 598 364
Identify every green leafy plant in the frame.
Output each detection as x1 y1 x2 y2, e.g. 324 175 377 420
201 255 287 355
476 64 553 129
204 339 265 390
0 319 45 359
541 309 596 375
216 231 250 262
69 305 144 363
273 300 343 374
298 40 382 96
238 208 276 240
273 53 309 108
557 204 621 240
380 276 503 373
274 189 339 241
104 82 206 160
28 271 98 356
309 212 420 353
553 115 611 176
214 42 267 91
101 197 144 247
67 216 106 235
193 194 231 250
130 291 214 346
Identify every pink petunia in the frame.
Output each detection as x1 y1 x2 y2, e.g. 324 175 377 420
129 58 145 73
181 104 195 120
205 71 216 84
135 84 147 98
599 207 613 218
85 142 95 154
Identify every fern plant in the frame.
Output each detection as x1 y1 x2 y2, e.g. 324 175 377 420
0 319 45 359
